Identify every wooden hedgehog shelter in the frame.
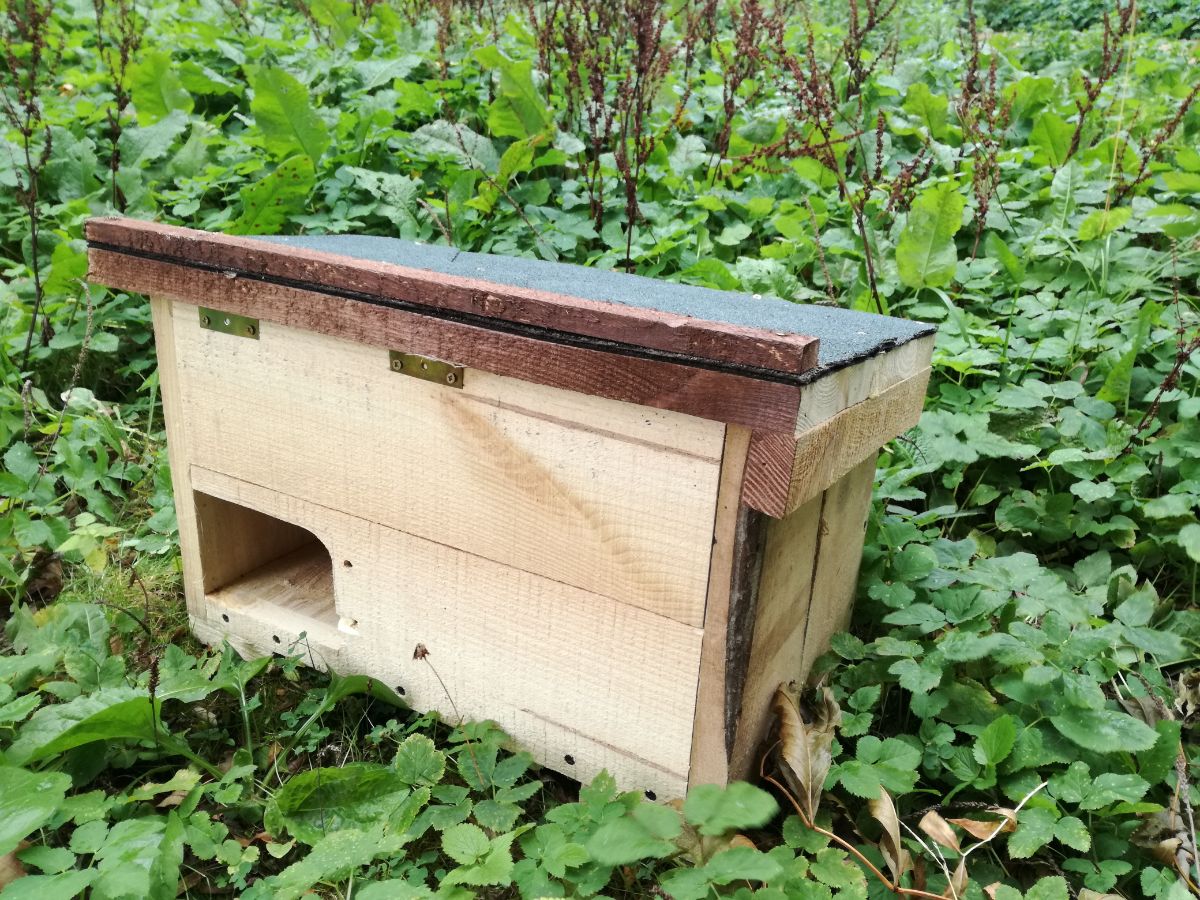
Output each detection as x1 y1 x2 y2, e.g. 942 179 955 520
87 216 934 799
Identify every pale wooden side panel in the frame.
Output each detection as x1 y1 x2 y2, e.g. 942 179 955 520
727 493 822 780
150 297 206 620
799 453 877 675
190 467 702 797
687 426 751 790
169 301 724 627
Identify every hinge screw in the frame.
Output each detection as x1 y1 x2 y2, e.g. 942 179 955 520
201 314 210 326
245 324 257 336
391 359 403 371
445 372 457 385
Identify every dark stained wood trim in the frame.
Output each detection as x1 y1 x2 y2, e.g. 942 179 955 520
88 247 803 435
85 217 820 377
742 431 797 517
723 504 768 759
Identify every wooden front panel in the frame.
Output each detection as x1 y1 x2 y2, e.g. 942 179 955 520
191 467 702 798
166 298 724 627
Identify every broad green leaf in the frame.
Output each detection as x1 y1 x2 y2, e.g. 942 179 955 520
1050 707 1159 753
985 232 1025 284
973 714 1017 766
896 183 965 289
683 782 779 836
1097 301 1159 404
16 845 76 875
0 870 96 899
265 763 428 846
1078 206 1131 240
411 120 499 173
249 67 330 165
0 767 71 854
7 686 164 765
1030 112 1073 167
4 442 39 482
1179 523 1200 562
476 49 552 139
1027 876 1070 900
230 156 315 235
129 50 193 124
903 82 949 138
118 110 188 167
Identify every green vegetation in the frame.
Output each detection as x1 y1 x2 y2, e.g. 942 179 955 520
2 0 1199 896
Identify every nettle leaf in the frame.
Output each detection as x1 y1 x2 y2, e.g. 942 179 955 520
0 870 96 899
248 66 330 165
265 763 429 846
0 767 72 854
1179 523 1200 562
683 782 779 836
230 156 315 235
1050 707 1159 753
896 183 965 289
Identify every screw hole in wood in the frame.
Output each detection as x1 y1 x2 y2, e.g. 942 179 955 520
563 754 575 765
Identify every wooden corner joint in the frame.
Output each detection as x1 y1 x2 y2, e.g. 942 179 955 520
741 346 934 518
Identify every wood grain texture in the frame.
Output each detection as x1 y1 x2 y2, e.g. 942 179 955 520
87 216 820 376
191 466 702 798
688 426 752 790
742 337 933 517
149 296 207 621
726 492 822 779
798 453 877 676
168 300 723 627
90 248 802 435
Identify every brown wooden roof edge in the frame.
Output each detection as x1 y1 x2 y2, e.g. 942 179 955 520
85 217 821 379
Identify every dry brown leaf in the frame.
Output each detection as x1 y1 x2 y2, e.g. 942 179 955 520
949 811 1015 841
729 834 758 850
1079 890 1124 900
870 788 912 884
0 847 27 890
983 882 1003 900
919 810 961 852
943 859 968 900
774 683 842 823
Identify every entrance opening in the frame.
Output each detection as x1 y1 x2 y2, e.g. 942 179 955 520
193 491 338 630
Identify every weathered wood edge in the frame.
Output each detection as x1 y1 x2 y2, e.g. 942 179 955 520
89 248 803 435
742 335 935 516
688 426 752 789
86 216 821 377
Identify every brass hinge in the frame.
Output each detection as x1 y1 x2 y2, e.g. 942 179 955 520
388 351 464 388
199 307 259 339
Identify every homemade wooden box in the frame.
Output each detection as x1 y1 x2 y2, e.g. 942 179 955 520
87 217 933 799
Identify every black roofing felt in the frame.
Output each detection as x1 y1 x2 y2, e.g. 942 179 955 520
258 234 934 378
